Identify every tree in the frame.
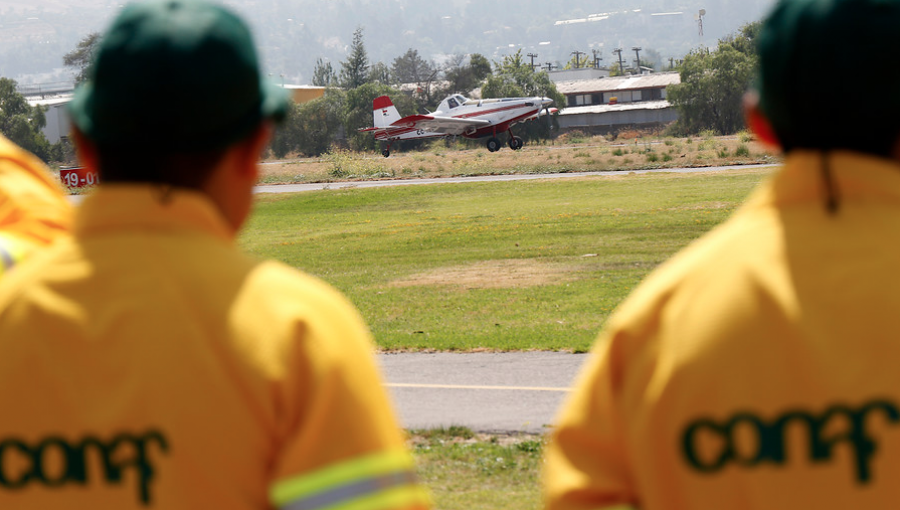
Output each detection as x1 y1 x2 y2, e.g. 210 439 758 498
311 58 337 87
0 78 55 162
482 50 565 105
564 52 589 70
391 49 436 84
468 54 492 81
63 32 101 84
391 48 439 108
667 21 761 135
443 53 492 96
339 27 370 90
271 89 347 157
368 62 393 86
480 50 566 141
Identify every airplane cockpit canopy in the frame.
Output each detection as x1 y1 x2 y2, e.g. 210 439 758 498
441 94 471 111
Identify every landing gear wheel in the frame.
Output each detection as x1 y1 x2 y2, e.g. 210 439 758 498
509 136 524 150
487 137 501 152
382 149 391 158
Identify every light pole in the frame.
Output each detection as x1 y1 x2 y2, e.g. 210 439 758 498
612 48 625 75
570 50 585 68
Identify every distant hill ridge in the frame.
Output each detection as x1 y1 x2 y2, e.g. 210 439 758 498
1 0 774 85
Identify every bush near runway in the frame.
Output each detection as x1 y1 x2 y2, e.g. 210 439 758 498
241 167 773 351
258 131 779 185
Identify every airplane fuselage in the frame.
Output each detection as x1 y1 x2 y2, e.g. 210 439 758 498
363 94 556 156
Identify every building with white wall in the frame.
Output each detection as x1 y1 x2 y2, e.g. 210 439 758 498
553 72 681 132
28 96 73 145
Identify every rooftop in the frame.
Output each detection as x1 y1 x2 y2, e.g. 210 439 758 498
555 72 680 95
558 100 672 116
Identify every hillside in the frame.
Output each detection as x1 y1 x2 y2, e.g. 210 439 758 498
1 0 775 85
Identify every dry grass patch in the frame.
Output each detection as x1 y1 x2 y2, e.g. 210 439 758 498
389 259 580 289
258 134 780 185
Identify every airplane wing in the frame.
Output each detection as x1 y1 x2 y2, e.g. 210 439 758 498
391 114 490 136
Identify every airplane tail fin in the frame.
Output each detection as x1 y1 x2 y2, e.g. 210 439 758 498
373 96 402 128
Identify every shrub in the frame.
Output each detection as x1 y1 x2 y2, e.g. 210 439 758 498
698 139 718 151
646 153 659 162
567 131 587 144
325 148 393 178
612 148 624 156
735 144 750 157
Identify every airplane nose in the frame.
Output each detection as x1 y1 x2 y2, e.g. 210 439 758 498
541 97 553 106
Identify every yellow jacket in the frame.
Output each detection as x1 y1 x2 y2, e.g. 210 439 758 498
0 134 71 275
0 185 429 510
544 151 900 509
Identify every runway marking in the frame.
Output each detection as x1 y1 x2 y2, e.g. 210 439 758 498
386 382 571 392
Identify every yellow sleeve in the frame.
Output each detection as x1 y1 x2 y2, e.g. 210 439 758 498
543 331 640 510
268 285 431 510
0 134 72 274
0 232 31 277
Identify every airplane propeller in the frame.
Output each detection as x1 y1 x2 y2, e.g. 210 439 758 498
539 97 555 129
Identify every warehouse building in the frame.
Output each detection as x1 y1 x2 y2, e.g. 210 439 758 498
553 72 680 132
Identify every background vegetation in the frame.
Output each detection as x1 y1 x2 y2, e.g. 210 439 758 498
668 22 761 136
0 77 66 162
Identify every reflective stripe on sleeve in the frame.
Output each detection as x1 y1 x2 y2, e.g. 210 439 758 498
0 235 25 276
271 450 430 510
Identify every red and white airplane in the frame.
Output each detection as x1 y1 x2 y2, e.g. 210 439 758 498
360 94 557 157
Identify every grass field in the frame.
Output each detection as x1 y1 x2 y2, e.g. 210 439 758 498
240 167 774 351
410 428 544 510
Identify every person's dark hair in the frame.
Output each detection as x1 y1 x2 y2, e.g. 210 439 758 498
96 144 229 189
757 0 900 157
67 0 289 179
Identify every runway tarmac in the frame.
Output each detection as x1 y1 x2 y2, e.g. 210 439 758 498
378 351 590 434
254 163 776 195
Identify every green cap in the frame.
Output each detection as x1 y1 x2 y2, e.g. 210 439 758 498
68 0 289 152
758 0 900 154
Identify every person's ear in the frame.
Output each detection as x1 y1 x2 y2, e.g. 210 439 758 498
71 128 101 173
744 92 781 149
236 122 274 180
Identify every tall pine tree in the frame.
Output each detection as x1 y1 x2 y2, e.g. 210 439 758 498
339 27 370 90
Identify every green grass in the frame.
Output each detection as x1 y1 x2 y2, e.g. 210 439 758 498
411 427 543 510
240 169 771 351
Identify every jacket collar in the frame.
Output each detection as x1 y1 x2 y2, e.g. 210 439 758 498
748 150 900 210
74 184 235 243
